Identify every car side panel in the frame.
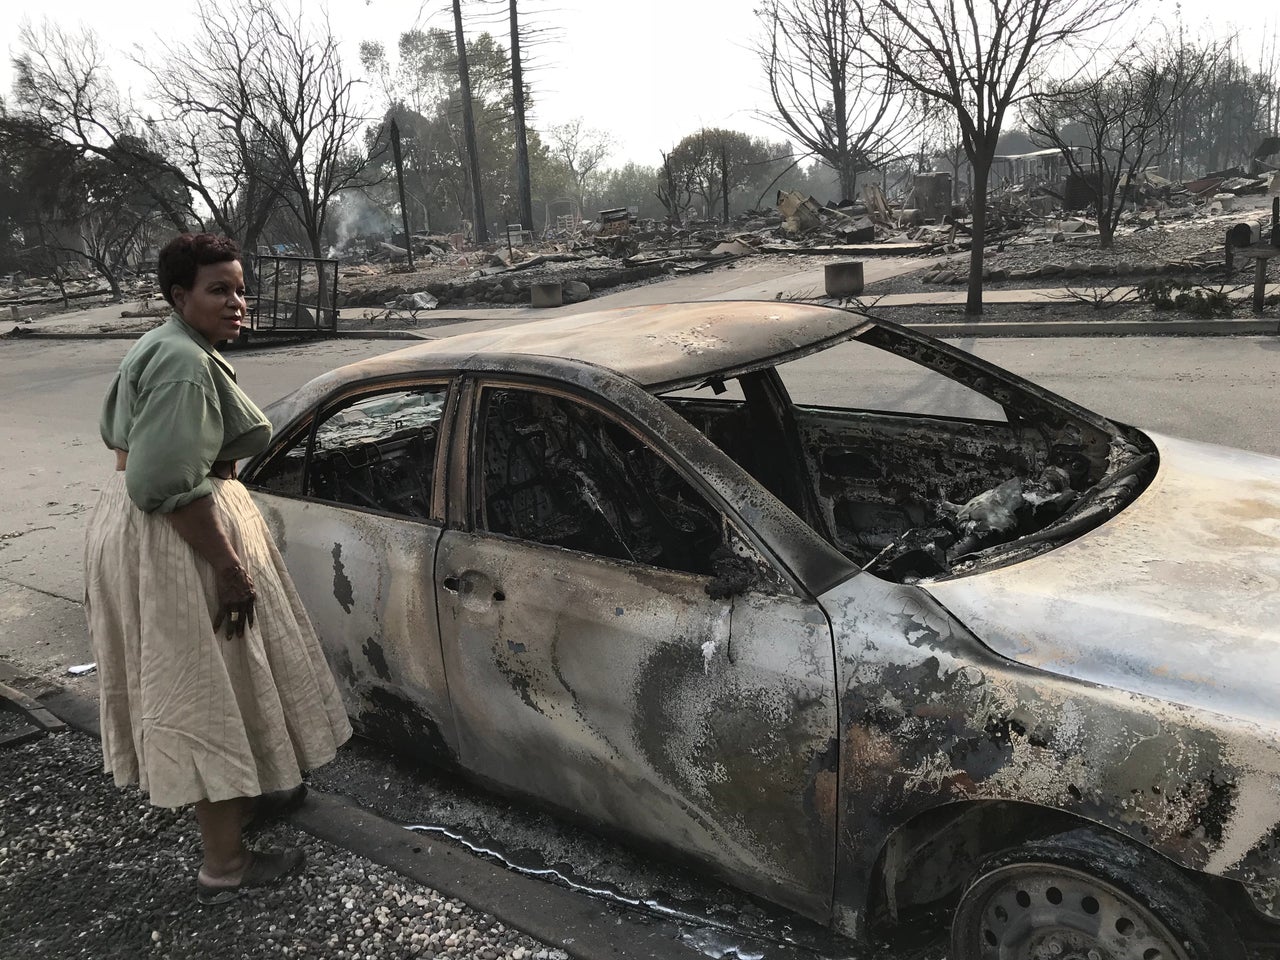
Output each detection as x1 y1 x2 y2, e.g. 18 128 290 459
434 530 839 922
255 493 457 760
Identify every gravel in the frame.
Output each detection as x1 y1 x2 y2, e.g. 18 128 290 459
0 729 560 960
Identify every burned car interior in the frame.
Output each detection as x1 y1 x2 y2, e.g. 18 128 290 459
475 387 724 577
662 322 1157 583
256 385 448 518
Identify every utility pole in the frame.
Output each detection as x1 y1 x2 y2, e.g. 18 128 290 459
509 0 534 232
452 0 488 243
389 119 414 269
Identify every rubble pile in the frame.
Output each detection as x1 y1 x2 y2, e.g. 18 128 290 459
0 268 158 311
12 151 1280 320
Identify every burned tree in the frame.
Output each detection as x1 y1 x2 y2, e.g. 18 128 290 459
11 22 199 234
15 10 374 270
656 147 696 224
663 129 778 222
757 0 913 200
139 7 291 261
1028 45 1204 248
547 118 612 217
452 0 489 243
852 0 1127 314
0 100 183 298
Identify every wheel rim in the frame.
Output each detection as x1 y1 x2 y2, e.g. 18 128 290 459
955 862 1193 960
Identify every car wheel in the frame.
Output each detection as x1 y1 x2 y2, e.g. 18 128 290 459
950 828 1244 960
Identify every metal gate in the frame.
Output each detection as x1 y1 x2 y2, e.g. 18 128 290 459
248 254 340 336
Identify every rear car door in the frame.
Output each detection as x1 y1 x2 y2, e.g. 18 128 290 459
246 378 458 760
434 376 840 920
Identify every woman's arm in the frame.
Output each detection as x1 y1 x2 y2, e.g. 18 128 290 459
167 495 256 638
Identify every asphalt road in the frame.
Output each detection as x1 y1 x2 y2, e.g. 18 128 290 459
2 330 1279 674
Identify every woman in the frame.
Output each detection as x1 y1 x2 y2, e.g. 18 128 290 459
84 233 352 904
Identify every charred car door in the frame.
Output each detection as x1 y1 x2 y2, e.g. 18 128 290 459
246 379 459 760
434 377 840 921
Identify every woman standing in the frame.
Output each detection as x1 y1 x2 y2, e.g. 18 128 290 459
84 233 351 904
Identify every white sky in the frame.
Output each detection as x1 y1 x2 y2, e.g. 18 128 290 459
2 0 1276 166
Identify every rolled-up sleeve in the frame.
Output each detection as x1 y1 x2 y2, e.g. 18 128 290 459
125 379 224 513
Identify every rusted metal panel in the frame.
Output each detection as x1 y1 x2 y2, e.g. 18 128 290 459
823 566 1280 937
254 494 457 760
434 529 840 921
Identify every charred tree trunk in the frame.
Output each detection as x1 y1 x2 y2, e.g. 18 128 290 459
509 1 534 231
453 0 489 243
390 119 415 269
838 161 859 202
966 154 992 316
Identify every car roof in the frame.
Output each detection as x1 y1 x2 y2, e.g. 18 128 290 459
338 300 870 392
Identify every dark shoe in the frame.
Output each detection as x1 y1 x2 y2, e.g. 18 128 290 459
244 784 307 836
196 848 306 905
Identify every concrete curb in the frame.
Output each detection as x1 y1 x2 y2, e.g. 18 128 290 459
899 317 1280 338
32 685 783 960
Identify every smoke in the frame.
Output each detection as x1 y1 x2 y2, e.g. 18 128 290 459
331 193 395 248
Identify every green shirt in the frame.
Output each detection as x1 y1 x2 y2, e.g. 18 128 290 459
100 315 271 513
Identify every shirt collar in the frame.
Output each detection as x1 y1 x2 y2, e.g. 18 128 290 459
167 313 237 381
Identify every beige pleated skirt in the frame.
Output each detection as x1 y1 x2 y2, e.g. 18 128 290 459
83 472 352 808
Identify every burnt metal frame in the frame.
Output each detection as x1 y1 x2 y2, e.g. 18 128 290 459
249 253 341 335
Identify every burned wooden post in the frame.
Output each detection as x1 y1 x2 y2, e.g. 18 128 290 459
389 120 414 270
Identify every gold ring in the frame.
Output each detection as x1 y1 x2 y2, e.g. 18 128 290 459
230 611 241 622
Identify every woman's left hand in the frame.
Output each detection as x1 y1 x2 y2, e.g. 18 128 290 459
213 563 256 639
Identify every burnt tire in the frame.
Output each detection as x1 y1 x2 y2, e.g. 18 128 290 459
949 828 1244 960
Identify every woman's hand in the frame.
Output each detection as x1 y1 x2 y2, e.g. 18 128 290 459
213 562 256 639
166 495 256 639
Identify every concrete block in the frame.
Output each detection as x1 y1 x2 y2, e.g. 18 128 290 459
824 261 864 298
531 282 563 307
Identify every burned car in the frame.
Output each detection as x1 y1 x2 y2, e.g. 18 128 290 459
243 302 1280 958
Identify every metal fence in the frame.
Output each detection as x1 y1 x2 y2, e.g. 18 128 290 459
248 254 340 335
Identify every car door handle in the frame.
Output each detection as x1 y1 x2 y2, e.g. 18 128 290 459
442 575 500 599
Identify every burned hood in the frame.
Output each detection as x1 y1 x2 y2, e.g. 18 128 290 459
925 432 1280 727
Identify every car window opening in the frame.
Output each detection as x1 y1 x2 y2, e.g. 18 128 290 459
664 328 1155 584
254 386 448 518
477 388 733 580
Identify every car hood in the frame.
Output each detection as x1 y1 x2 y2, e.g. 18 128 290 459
925 432 1280 726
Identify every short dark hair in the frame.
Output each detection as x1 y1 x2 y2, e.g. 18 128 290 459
157 233 242 307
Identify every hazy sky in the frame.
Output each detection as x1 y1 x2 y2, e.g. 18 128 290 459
2 0 1271 167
